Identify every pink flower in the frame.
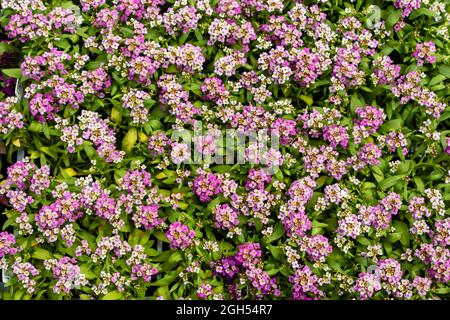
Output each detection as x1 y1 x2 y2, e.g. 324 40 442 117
166 222 195 249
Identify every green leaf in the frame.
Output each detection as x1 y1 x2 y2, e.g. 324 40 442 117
387 232 402 243
393 220 410 247
386 10 402 29
128 229 144 246
40 147 57 159
413 176 425 193
60 167 77 179
327 251 345 272
438 65 450 78
122 128 138 153
396 160 412 174
102 291 123 300
426 171 443 181
178 31 190 45
362 182 376 189
211 165 233 173
148 120 162 130
79 230 96 243
111 107 122 123
80 264 97 280
267 268 279 276
430 84 445 91
435 287 450 294
410 8 440 19
168 251 183 264
153 230 168 243
356 236 371 246
266 222 284 243
206 196 223 211
54 39 71 51
60 1 77 9
315 176 328 188
312 220 328 228
2 216 17 231
379 175 403 189
32 248 52 260
155 286 170 299
121 27 134 38
194 29 203 42
268 245 283 261
350 94 364 113
380 119 402 133
299 95 313 106
13 289 26 300
0 43 13 54
371 165 385 183
28 122 43 133
383 240 392 255
150 274 177 287
83 142 96 158
2 68 22 78
428 74 446 87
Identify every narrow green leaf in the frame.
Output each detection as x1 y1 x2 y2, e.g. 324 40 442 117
102 291 123 300
2 68 22 78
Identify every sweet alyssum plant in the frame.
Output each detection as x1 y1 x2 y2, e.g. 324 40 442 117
1 0 450 300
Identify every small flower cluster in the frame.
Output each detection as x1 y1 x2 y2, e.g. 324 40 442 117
166 222 196 250
133 204 163 231
193 172 223 202
0 232 18 258
5 6 81 42
122 89 150 124
413 41 437 66
213 204 240 235
158 74 202 125
0 96 23 134
213 243 279 297
44 257 89 294
11 258 40 294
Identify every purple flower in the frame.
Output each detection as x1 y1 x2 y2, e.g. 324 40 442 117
235 242 262 268
166 222 195 250
353 272 381 300
323 124 349 149
0 231 18 258
289 265 323 300
193 173 223 202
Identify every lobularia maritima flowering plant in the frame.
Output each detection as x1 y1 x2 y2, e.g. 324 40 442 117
0 0 450 300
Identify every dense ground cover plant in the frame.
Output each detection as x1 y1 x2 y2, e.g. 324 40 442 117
0 0 450 300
